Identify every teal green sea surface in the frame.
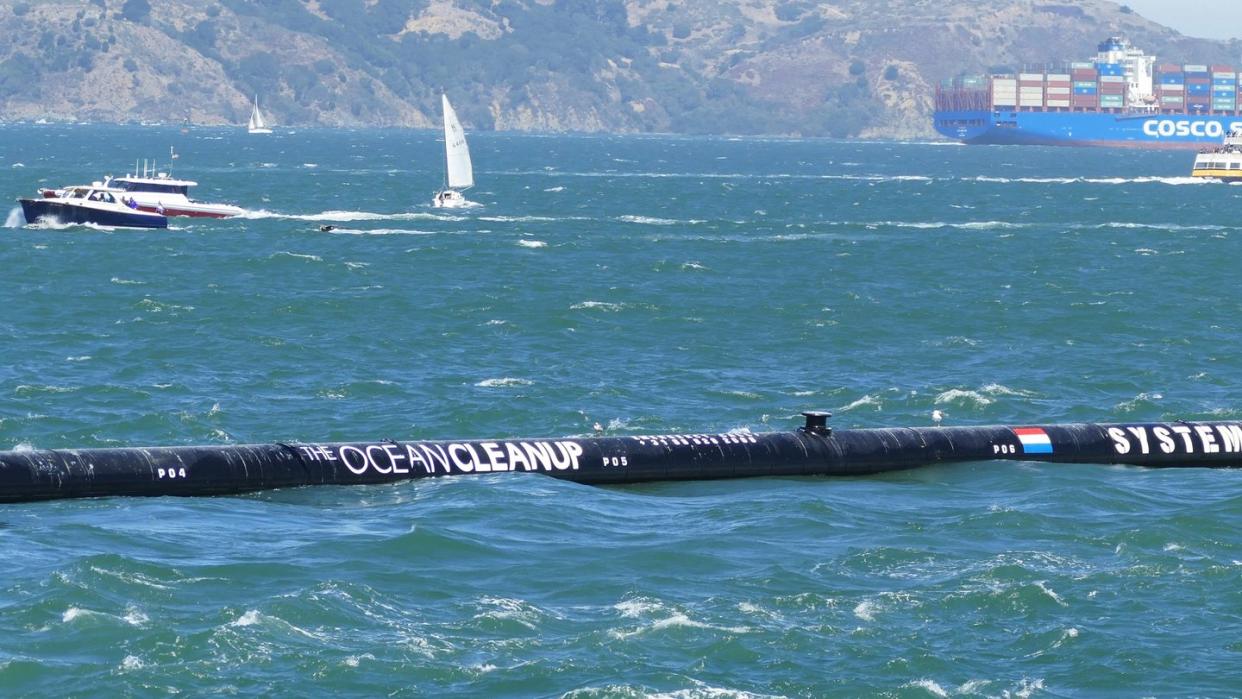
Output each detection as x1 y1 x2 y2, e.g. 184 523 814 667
3 125 1242 695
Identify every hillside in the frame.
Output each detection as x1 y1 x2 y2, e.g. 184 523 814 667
0 0 1239 138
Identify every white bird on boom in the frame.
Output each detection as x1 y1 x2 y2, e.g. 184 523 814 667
932 410 944 427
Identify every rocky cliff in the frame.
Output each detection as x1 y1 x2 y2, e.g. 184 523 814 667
0 0 1237 138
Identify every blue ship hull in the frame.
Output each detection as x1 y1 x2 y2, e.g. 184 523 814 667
934 109 1242 148
19 199 168 229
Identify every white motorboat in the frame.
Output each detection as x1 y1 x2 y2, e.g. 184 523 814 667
41 151 244 218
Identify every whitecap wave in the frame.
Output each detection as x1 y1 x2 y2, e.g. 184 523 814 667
123 607 149 626
270 251 323 262
517 239 546 248
902 679 949 698
475 377 533 388
571 300 626 312
1115 391 1163 412
15 384 78 395
242 209 465 222
230 609 262 627
839 394 881 412
981 383 1032 397
973 175 1208 186
473 596 549 630
618 215 680 225
1082 221 1227 231
615 597 664 618
855 220 1031 230
951 220 1027 230
1034 580 1067 606
609 610 749 640
853 599 877 622
343 654 375 668
320 227 436 236
934 389 995 408
478 215 559 223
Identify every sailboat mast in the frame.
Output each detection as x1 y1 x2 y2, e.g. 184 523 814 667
442 94 450 189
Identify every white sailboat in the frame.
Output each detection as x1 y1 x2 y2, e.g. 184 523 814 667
432 94 473 208
248 95 272 134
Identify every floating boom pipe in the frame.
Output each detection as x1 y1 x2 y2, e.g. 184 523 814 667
1 413 1242 503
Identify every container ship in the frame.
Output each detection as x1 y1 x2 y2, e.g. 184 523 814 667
934 37 1242 148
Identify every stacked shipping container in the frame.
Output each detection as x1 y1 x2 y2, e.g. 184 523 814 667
1212 67 1235 112
982 61 1242 114
1097 61 1124 110
1185 64 1210 112
992 77 1017 107
1157 63 1184 111
1046 73 1071 108
1072 61 1098 109
934 76 992 112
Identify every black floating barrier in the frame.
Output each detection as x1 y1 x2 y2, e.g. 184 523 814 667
1 412 1242 503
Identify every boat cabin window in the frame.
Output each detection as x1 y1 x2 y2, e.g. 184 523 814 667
84 190 116 203
1231 163 1242 170
119 180 188 195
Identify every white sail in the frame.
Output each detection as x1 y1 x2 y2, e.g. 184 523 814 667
248 96 271 133
442 95 473 190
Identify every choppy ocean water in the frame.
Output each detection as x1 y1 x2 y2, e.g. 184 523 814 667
2 125 1242 695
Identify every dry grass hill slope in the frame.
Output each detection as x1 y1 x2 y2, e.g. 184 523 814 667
0 0 1237 138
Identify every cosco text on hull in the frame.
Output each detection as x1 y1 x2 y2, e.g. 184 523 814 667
1142 119 1242 139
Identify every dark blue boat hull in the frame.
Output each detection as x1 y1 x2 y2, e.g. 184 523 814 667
19 199 168 229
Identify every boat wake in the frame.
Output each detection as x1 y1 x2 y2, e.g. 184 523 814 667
844 220 1033 230
617 215 685 226
315 227 436 236
3 207 22 228
241 209 466 222
27 219 118 232
973 175 1208 186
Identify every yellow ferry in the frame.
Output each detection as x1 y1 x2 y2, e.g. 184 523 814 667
1192 130 1242 181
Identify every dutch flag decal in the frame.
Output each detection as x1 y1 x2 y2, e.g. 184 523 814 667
1013 428 1053 454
